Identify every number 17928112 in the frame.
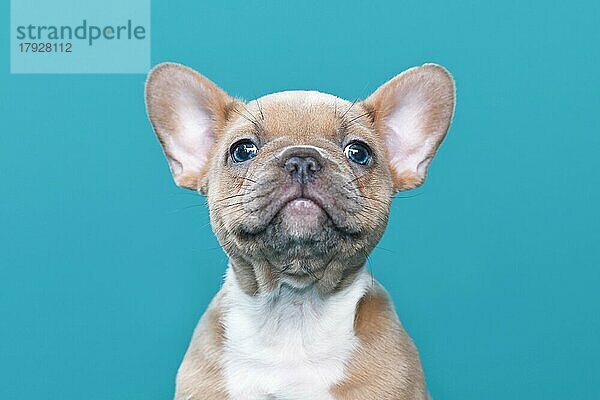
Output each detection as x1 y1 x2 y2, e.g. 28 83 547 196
19 42 72 52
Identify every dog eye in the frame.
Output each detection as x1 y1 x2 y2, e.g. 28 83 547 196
344 141 372 165
230 139 259 163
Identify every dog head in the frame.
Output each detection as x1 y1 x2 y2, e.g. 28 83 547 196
146 63 455 294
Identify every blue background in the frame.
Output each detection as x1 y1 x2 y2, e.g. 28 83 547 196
1 1 598 399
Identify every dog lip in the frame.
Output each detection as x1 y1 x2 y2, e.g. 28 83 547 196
280 195 332 220
283 196 322 209
261 194 330 231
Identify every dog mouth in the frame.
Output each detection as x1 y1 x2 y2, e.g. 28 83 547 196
266 189 365 242
231 179 365 239
280 196 325 217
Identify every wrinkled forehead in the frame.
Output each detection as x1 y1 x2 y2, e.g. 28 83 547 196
228 91 357 143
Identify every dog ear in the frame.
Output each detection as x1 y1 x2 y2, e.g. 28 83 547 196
145 63 236 192
364 64 455 192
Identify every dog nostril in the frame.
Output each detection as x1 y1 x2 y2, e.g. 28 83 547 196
284 156 321 183
305 158 320 173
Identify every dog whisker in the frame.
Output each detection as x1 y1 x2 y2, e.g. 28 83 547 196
340 98 358 119
240 102 263 130
240 176 258 184
344 110 372 126
231 106 262 132
218 200 252 210
255 99 265 121
392 192 424 199
216 191 255 203
352 193 390 207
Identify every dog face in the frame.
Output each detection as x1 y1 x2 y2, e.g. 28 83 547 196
146 63 454 293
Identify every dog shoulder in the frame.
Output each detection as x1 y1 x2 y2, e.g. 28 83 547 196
332 283 427 400
174 291 228 400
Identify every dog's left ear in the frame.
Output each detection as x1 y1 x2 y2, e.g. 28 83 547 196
364 64 455 192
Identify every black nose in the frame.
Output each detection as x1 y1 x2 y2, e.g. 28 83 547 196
284 156 321 183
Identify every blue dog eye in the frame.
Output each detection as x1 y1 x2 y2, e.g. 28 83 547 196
344 141 372 165
230 140 258 163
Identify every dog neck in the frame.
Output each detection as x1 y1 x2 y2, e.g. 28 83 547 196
226 255 368 297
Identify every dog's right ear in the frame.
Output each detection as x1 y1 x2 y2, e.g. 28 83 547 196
145 63 236 192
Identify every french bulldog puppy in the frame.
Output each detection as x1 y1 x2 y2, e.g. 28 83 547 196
145 62 455 400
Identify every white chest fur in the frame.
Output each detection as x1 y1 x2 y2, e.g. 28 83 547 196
221 267 371 400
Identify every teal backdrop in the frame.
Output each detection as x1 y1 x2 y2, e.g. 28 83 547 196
1 1 599 399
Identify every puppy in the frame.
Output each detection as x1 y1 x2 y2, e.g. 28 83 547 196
145 62 455 400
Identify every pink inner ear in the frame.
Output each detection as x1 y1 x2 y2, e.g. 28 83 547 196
167 86 215 179
384 89 439 179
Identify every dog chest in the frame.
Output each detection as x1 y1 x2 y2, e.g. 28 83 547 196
220 268 370 400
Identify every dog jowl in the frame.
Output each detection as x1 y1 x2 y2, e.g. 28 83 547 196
145 63 455 400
